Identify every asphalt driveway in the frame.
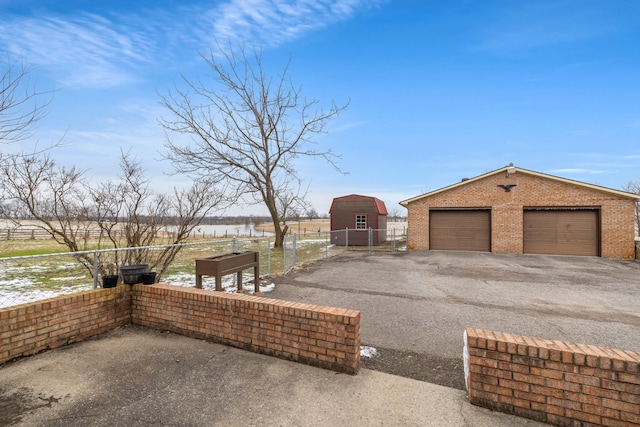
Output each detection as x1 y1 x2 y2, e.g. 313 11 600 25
270 251 640 389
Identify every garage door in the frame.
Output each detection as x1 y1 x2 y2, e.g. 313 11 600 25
523 209 599 256
429 210 491 252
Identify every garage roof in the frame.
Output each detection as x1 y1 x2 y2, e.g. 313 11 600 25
399 165 640 206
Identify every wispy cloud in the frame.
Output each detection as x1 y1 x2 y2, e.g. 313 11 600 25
202 0 387 48
546 152 640 183
1 13 157 88
548 168 604 175
1 1 385 89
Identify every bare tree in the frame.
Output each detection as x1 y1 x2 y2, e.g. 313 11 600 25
160 43 348 248
387 207 406 222
0 149 224 281
89 152 225 280
1 60 52 145
623 180 640 237
306 207 318 221
0 151 95 271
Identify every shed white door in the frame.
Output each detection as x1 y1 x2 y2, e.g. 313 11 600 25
523 209 599 256
429 210 491 252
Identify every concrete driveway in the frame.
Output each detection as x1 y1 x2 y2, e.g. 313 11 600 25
270 251 640 389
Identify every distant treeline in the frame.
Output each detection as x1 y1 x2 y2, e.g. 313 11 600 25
0 215 328 226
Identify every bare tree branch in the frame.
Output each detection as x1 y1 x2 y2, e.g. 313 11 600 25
0 149 225 281
0 59 53 145
623 180 640 237
159 42 348 247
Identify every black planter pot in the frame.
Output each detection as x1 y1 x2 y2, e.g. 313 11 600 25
142 272 157 285
102 275 118 288
119 264 149 285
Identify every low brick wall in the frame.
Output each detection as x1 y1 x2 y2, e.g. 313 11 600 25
0 286 131 364
465 328 640 426
131 284 360 374
1 285 360 374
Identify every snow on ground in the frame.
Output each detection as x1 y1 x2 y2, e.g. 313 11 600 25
294 239 329 245
0 261 93 308
0 268 275 309
162 272 275 295
0 281 91 308
360 346 379 359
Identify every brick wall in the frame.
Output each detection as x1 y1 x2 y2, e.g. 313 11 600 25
131 284 360 374
0 285 360 374
465 328 640 426
406 171 637 258
0 286 131 364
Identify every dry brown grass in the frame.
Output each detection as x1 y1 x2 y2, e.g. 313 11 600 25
255 219 330 234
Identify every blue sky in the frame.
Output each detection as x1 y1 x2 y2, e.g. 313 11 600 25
2 0 639 216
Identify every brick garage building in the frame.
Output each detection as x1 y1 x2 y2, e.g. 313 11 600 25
400 165 640 258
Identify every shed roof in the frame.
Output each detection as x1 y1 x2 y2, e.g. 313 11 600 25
330 194 389 215
399 165 640 206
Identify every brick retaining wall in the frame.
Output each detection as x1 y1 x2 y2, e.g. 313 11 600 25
465 328 640 426
0 286 131 364
0 285 360 375
131 284 360 374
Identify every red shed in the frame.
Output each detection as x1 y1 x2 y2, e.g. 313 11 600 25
329 194 388 246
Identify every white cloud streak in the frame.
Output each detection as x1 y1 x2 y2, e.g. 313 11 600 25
202 0 386 48
0 1 384 89
1 13 158 88
548 168 604 175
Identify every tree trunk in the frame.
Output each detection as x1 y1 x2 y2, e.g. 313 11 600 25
273 218 285 248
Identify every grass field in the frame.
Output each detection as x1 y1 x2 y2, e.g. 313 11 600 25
0 240 77 258
255 219 331 235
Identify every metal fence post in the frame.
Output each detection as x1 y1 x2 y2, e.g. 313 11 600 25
232 236 238 252
406 227 409 252
93 251 99 289
325 231 329 258
267 237 271 276
283 235 287 274
345 227 349 249
368 227 372 251
392 228 396 252
292 233 297 269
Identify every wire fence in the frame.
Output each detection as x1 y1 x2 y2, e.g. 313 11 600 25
0 227 408 309
284 227 408 273
0 237 271 309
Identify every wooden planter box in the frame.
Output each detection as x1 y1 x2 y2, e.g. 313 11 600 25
195 251 260 293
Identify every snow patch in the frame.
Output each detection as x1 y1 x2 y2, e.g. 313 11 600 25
360 346 379 358
162 272 275 295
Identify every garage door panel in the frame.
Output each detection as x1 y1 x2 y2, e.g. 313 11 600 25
523 210 598 256
430 210 491 252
